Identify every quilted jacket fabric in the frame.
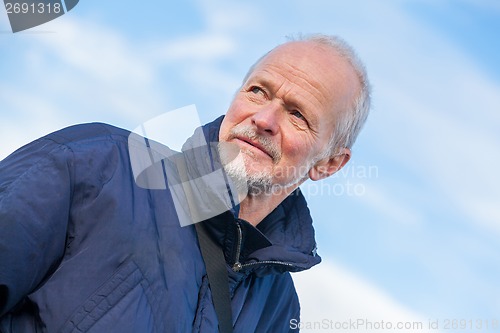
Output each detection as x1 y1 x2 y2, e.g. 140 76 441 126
0 116 321 333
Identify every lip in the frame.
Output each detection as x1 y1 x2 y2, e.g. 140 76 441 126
234 136 274 159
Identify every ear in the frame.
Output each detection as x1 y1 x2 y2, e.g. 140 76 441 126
308 148 351 181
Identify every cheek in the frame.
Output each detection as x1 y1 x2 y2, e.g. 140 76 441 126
222 101 248 129
219 118 231 141
220 106 240 140
277 140 314 180
282 137 311 162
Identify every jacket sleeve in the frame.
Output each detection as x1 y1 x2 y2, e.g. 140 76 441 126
0 138 73 317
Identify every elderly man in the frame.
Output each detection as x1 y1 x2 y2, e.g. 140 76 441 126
0 34 370 332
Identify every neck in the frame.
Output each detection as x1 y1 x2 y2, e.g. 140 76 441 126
237 184 300 226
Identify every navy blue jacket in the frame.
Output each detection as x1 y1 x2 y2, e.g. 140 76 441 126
0 117 321 332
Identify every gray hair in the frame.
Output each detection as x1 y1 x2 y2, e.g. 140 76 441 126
242 33 371 157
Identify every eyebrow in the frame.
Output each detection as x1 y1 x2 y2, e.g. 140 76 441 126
247 73 318 123
249 74 305 109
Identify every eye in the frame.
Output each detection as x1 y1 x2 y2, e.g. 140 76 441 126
290 110 309 128
250 86 264 95
291 110 305 120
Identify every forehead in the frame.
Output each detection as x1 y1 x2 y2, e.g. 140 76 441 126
248 41 360 121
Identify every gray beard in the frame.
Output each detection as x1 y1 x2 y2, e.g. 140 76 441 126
218 143 310 197
223 154 273 196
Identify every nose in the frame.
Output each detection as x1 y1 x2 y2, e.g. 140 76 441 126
251 102 281 136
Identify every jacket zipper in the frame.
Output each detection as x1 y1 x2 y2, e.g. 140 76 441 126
231 221 295 272
232 222 243 272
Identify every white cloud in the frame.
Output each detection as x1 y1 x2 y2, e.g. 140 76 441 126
0 17 171 160
0 4 256 161
373 75 500 233
196 0 260 32
0 83 68 159
465 199 500 234
293 260 438 332
155 34 236 62
358 183 423 226
334 0 500 234
460 0 500 12
38 18 153 84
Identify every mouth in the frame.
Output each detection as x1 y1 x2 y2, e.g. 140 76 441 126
234 136 274 160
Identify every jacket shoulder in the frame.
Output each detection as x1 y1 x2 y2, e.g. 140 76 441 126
0 123 132 193
44 122 131 147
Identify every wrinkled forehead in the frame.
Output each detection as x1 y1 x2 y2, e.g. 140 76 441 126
260 41 336 65
250 41 361 121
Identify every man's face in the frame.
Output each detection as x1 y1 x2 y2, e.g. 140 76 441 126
219 41 360 192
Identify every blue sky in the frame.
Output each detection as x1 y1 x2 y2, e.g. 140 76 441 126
1 1 499 331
